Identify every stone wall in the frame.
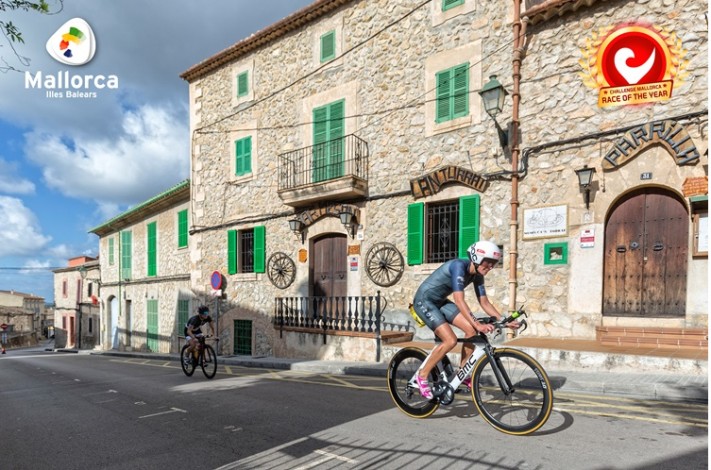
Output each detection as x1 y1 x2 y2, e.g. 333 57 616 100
186 0 708 358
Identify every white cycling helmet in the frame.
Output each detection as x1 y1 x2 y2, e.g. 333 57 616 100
467 240 502 266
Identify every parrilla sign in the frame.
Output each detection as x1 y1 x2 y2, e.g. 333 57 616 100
602 120 699 169
410 165 488 199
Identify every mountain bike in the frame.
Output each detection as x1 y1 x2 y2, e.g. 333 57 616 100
387 308 553 435
180 335 218 379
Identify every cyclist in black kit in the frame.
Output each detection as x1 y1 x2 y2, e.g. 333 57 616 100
411 240 520 399
184 305 216 362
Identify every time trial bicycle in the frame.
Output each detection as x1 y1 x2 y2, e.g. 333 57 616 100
387 307 553 435
180 335 218 379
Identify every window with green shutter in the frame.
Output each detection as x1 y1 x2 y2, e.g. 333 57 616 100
442 0 464 11
237 71 248 97
177 209 188 248
147 221 157 277
407 195 480 265
108 237 114 265
320 30 336 62
227 226 265 274
120 230 132 280
435 63 470 123
312 99 345 182
235 136 252 176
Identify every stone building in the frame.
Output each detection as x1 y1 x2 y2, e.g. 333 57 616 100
89 180 194 353
52 257 100 348
515 0 707 340
112 0 703 361
0 290 44 345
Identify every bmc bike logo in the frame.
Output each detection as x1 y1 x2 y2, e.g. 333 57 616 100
579 23 689 108
45 18 96 66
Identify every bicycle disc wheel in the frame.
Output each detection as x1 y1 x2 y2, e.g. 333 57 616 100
180 344 195 377
471 348 553 435
387 347 439 418
201 344 217 379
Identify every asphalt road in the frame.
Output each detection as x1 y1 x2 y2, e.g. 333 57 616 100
0 350 707 470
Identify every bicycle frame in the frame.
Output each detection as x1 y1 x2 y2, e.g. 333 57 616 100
414 334 514 403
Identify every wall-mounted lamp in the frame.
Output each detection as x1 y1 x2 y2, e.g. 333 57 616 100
339 210 359 239
478 75 514 151
288 218 306 244
575 165 597 210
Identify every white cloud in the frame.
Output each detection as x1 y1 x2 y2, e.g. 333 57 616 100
19 258 52 275
0 196 51 256
24 104 189 206
0 157 35 194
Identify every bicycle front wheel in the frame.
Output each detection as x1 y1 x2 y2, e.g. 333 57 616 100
201 344 217 379
180 344 195 377
471 348 553 435
387 347 439 418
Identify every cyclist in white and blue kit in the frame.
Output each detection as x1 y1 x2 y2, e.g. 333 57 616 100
412 240 520 399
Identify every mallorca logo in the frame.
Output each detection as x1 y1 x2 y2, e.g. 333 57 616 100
45 18 96 66
579 23 689 108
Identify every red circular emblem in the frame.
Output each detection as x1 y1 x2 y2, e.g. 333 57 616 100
598 26 671 87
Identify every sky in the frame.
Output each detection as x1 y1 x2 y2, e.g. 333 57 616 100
0 0 314 303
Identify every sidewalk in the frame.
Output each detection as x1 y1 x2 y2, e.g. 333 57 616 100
44 339 708 404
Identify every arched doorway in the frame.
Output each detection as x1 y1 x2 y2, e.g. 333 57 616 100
603 187 688 317
310 233 347 298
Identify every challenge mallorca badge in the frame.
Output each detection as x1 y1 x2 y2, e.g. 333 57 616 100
579 23 689 108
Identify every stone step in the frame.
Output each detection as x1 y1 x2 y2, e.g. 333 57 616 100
600 336 708 349
596 326 708 348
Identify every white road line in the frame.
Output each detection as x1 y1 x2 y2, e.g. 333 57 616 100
293 449 358 469
138 407 187 419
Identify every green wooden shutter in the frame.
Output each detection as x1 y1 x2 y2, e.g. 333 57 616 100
313 105 329 182
121 230 132 280
235 136 252 176
237 71 248 97
147 222 157 277
178 210 188 248
442 0 464 11
320 30 336 62
177 299 190 335
407 203 424 265
108 237 114 265
452 63 469 118
435 64 469 123
458 194 480 259
253 225 265 273
228 230 238 274
328 100 345 179
146 299 158 352
435 70 451 122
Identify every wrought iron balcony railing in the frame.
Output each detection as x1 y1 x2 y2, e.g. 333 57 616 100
278 134 368 192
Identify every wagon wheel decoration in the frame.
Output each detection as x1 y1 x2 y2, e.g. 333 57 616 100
365 242 405 287
267 252 296 289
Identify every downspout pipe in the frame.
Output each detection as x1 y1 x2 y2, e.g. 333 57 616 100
509 1 527 334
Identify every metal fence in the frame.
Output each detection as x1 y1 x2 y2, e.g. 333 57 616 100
278 134 369 191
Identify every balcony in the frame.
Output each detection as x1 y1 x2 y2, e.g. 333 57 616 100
278 134 368 207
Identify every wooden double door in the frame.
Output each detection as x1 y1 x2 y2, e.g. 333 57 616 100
603 188 688 317
310 234 347 298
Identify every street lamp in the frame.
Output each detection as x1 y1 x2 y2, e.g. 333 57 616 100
479 75 508 118
339 210 359 239
575 165 597 210
289 217 306 244
478 75 512 151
